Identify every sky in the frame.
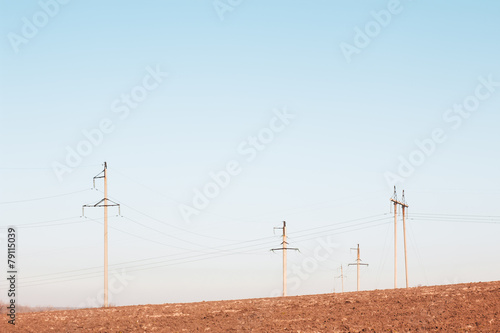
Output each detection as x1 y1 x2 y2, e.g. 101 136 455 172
0 0 499 308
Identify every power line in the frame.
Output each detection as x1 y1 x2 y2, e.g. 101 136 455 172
16 219 87 229
3 212 394 290
407 219 428 285
375 222 392 289
3 237 278 289
410 215 500 224
289 216 392 242
120 215 275 255
290 213 389 235
4 216 81 227
0 219 401 290
99 190 246 242
0 164 101 171
91 217 199 252
8 197 497 292
14 215 392 286
3 229 279 288
0 189 90 205
411 212 500 218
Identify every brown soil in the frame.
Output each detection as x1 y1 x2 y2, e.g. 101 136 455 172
2 281 499 332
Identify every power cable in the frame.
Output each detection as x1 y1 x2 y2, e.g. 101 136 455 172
0 189 90 205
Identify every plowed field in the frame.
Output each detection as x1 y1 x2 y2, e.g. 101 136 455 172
3 281 499 332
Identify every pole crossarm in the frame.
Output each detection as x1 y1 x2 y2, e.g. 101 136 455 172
390 198 408 208
349 244 368 291
348 262 368 266
82 199 120 216
271 247 299 252
83 198 121 208
92 171 105 188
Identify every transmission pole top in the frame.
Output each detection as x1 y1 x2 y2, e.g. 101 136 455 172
390 186 408 208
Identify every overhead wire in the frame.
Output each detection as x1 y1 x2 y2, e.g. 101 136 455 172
8 208 498 290
407 219 428 285
98 189 248 242
6 216 81 227
120 215 276 255
289 216 392 242
409 213 500 224
374 222 392 289
0 164 101 171
5 237 279 288
4 214 393 289
90 217 201 252
0 189 90 205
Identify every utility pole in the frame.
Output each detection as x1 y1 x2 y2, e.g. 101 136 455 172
349 244 368 291
340 264 344 293
390 186 409 289
392 188 398 289
82 162 120 307
271 221 299 297
334 265 345 293
402 191 409 289
104 162 108 308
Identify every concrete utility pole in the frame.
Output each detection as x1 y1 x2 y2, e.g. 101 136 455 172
104 163 108 307
82 162 120 307
402 191 409 289
393 193 398 289
340 264 344 293
334 265 345 293
271 221 298 297
349 244 368 291
390 186 409 289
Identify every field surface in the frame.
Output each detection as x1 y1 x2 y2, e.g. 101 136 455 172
2 281 499 332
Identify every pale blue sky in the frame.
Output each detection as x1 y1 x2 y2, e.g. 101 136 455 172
1 1 499 307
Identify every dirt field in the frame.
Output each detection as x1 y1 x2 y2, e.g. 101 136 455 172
3 281 499 332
